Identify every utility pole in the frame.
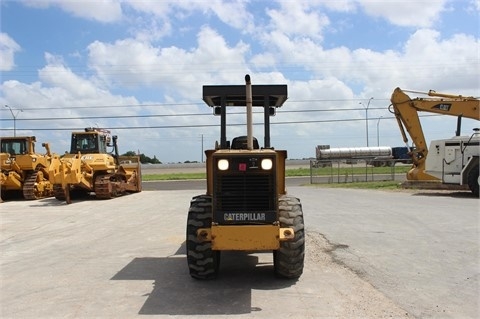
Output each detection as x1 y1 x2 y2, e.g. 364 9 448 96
4 105 23 137
359 97 373 147
201 134 204 163
377 116 383 146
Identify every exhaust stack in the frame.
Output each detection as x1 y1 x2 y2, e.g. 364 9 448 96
455 114 462 136
245 74 253 150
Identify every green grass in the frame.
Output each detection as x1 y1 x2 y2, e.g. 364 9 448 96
142 166 410 181
309 180 403 190
288 166 410 176
285 168 310 177
142 172 206 181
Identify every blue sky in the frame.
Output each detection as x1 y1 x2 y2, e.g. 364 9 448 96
1 0 479 163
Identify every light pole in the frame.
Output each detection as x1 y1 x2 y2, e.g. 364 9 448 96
359 97 373 147
201 134 204 163
376 116 383 146
4 105 23 137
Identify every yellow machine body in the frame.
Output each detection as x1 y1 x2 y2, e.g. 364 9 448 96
390 88 479 181
0 136 54 199
48 128 141 203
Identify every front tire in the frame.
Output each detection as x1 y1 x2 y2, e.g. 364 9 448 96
467 165 479 197
186 195 220 279
274 195 305 279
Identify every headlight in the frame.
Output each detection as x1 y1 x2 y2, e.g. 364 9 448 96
217 159 229 170
261 158 273 170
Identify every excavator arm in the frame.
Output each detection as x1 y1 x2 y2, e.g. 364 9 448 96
389 87 479 180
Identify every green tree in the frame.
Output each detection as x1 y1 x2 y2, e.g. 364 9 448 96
121 151 162 164
123 151 137 157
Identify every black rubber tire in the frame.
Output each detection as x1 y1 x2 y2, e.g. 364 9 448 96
186 195 220 279
467 165 479 197
53 184 66 200
274 195 305 279
53 184 89 201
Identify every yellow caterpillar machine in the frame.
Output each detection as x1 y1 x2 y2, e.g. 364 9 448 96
186 75 305 279
0 136 54 200
49 127 142 204
390 88 479 196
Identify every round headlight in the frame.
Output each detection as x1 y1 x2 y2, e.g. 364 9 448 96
217 159 229 170
261 158 273 170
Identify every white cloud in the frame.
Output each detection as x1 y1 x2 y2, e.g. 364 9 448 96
122 0 254 40
86 26 250 95
1 1 479 161
358 0 448 28
40 53 105 98
20 0 123 22
204 0 254 32
315 0 358 12
400 29 479 91
0 33 21 71
254 21 479 98
468 0 480 11
266 2 330 40
2 52 139 117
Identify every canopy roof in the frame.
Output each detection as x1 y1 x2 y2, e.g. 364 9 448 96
202 84 287 107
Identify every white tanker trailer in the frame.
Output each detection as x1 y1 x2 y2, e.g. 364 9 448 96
316 146 392 159
315 145 411 167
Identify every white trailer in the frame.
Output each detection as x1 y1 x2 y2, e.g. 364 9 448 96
425 130 479 196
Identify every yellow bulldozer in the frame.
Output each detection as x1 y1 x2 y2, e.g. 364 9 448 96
186 75 305 279
48 127 142 204
0 136 54 200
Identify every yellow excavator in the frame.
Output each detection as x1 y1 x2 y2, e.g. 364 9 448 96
389 88 479 195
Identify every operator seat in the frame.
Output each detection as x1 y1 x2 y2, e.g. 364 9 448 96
231 136 259 149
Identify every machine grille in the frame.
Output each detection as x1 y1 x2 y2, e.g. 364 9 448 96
213 155 277 224
216 174 274 211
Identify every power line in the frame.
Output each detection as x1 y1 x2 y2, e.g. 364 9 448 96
0 99 390 111
1 117 369 131
0 107 389 121
0 114 443 132
0 102 201 111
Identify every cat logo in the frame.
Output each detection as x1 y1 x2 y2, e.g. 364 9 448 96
224 212 266 221
432 103 452 112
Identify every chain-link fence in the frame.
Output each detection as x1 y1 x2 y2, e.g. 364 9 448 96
309 159 410 184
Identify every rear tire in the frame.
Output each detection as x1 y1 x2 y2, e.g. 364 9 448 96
186 195 220 279
467 165 479 197
274 195 305 279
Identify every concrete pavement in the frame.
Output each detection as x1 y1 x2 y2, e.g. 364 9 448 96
0 186 478 318
300 186 479 318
